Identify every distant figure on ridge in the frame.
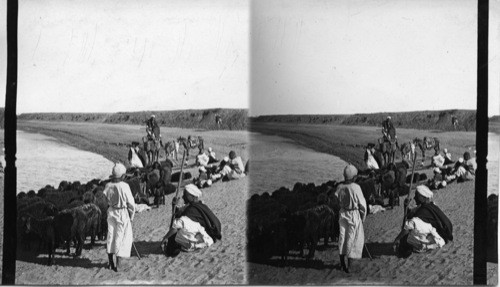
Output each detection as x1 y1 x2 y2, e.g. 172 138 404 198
215 113 222 128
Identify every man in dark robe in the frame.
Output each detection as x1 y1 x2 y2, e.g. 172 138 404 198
161 184 222 257
393 185 453 257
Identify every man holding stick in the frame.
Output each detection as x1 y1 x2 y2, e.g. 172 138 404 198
393 185 453 257
161 184 222 257
103 163 136 272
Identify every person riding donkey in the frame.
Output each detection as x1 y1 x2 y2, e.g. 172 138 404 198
382 116 396 143
146 114 161 141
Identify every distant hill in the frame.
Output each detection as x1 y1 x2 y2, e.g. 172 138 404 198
17 108 248 130
251 110 478 131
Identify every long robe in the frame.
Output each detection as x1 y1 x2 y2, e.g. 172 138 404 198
336 182 367 259
103 181 136 257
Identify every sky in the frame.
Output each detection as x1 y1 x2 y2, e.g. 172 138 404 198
0 0 498 116
0 0 249 114
250 0 500 117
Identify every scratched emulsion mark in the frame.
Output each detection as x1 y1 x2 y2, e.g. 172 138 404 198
16 130 113 194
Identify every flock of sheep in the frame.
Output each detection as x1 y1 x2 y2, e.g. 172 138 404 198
15 165 165 266
247 160 414 264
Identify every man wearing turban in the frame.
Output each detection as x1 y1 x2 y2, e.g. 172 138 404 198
393 185 453 257
161 184 222 257
103 163 136 272
335 164 367 273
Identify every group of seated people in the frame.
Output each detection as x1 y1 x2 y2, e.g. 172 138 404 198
194 148 247 188
428 150 476 190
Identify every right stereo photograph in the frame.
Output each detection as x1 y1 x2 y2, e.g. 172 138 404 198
247 0 498 285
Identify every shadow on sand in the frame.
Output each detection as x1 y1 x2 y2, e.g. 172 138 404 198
364 242 396 258
133 240 164 257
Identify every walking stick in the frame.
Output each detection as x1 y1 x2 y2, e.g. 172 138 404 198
364 244 373 260
132 241 141 260
401 151 418 230
170 150 187 228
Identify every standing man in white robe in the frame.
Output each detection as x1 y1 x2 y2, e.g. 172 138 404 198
103 163 136 272
336 164 367 273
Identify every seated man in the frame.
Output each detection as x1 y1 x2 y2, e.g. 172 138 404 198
211 151 246 181
393 185 453 257
161 184 221 257
446 152 476 182
427 167 447 190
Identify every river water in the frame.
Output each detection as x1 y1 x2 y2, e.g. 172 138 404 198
249 132 347 196
14 131 113 194
249 132 499 197
4 130 498 196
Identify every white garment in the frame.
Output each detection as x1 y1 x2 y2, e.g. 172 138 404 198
220 156 246 180
172 216 214 252
196 153 210 167
104 181 136 257
209 151 217 159
366 150 379 170
129 147 144 168
432 154 445 168
336 182 367 259
404 217 445 252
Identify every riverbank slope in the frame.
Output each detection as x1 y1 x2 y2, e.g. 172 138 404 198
4 123 249 284
250 122 476 170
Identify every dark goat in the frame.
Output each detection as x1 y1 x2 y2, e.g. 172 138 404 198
55 203 101 256
93 188 109 240
23 215 56 266
285 206 323 260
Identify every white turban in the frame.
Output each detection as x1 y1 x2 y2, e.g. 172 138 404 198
444 148 448 153
184 184 202 198
416 185 433 199
208 147 213 152
433 167 441 174
111 163 126 179
223 156 230 162
458 157 464 163
343 164 358 181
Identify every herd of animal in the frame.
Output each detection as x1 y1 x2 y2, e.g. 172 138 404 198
247 159 416 265
142 135 205 164
375 136 440 166
247 135 443 265
15 159 191 266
